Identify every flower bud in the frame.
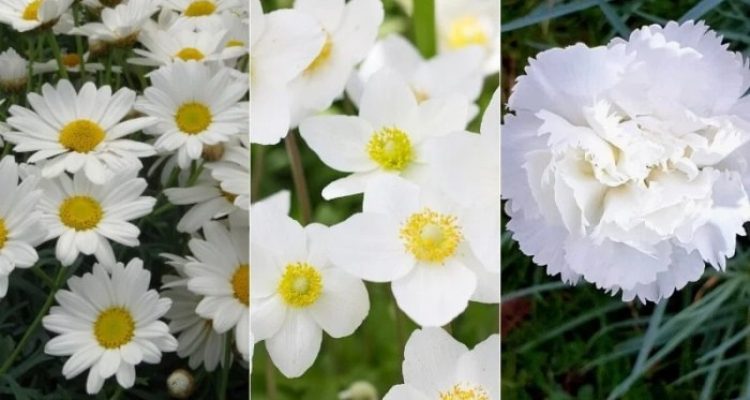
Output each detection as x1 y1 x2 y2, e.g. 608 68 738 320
339 381 378 400
167 368 195 399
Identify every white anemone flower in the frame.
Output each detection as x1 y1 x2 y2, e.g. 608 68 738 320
72 0 160 47
250 0 325 144
0 48 28 92
503 21 750 302
5 80 157 184
286 0 383 124
299 69 468 200
42 258 178 394
326 175 498 327
38 169 156 266
436 0 499 74
383 328 499 400
0 0 72 32
252 209 369 378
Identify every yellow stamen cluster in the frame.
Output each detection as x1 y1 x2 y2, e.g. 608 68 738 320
400 209 462 263
0 218 8 249
304 35 333 75
59 196 104 231
22 0 42 21
94 307 135 349
366 127 414 171
59 119 105 153
439 384 490 400
231 263 249 306
175 47 205 62
184 0 216 17
175 102 212 134
277 262 323 308
447 16 488 49
221 189 237 204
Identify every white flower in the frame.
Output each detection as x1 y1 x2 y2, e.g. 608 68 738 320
205 142 249 210
503 21 750 302
162 254 227 371
299 69 468 200
436 0 499 74
346 34 484 118
33 51 110 75
162 0 240 22
0 157 45 299
383 328 498 400
5 80 157 184
164 170 242 232
0 0 72 32
183 221 249 358
249 0 325 144
251 211 369 378
326 175 497 327
286 0 383 124
72 0 160 46
135 61 248 168
194 11 249 59
129 25 243 66
0 48 28 92
42 258 178 394
37 169 156 266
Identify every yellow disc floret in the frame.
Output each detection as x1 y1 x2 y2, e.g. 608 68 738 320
61 53 81 68
22 0 42 21
175 102 212 134
439 384 490 400
59 119 106 153
175 47 205 62
59 196 104 231
278 262 323 308
367 127 414 171
0 218 8 249
304 35 333 75
400 208 462 263
447 16 488 49
94 307 135 349
231 263 249 306
184 0 216 17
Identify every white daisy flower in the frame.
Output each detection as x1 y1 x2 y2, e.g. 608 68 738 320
0 48 28 93
183 221 249 359
38 169 156 266
249 0 325 144
162 0 240 21
326 175 498 327
193 11 248 58
252 212 369 378
164 170 242 232
0 0 72 31
72 0 160 47
42 258 178 394
129 25 243 66
162 254 227 372
346 34 484 118
286 0 383 124
205 142 248 210
299 69 469 200
0 157 46 299
33 51 110 75
136 61 248 168
503 21 750 302
436 0 499 74
4 80 157 184
383 328 499 400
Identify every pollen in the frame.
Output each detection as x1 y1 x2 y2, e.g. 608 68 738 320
61 53 81 68
22 0 42 21
447 16 488 49
304 34 333 75
175 102 212 134
366 127 414 171
0 218 8 249
278 262 323 308
439 384 490 400
231 263 249 306
94 307 135 349
400 208 462 263
59 196 104 231
175 47 205 62
58 119 106 153
184 0 216 17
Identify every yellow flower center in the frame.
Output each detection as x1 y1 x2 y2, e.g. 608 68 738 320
175 102 212 134
22 0 42 21
439 384 490 400
220 189 237 203
278 262 322 308
94 307 135 349
184 0 216 17
401 208 462 263
231 263 249 306
447 16 488 49
58 119 106 153
304 34 332 75
61 53 81 68
0 218 8 249
367 127 414 172
175 47 205 62
59 196 103 231
226 39 245 48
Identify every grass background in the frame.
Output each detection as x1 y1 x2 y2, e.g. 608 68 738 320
502 1 750 399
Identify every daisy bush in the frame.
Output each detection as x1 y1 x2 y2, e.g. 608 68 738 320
250 0 499 398
0 0 249 397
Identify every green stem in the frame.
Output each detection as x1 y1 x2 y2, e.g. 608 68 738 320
217 337 232 400
284 131 312 224
46 30 69 80
0 264 66 376
250 145 265 202
110 385 123 400
413 0 437 58
265 350 279 400
72 3 87 82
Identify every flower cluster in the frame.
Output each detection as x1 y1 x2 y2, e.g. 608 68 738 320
0 0 248 394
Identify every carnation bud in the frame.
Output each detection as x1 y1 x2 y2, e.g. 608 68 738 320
338 381 379 400
167 369 195 399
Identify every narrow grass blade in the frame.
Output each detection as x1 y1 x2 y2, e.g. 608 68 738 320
598 1 631 37
679 0 726 23
501 0 606 33
501 281 568 302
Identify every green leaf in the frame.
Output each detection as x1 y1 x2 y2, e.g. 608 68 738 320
502 0 607 33
679 0 726 23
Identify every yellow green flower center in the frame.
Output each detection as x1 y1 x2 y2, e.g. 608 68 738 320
94 307 135 349
184 0 216 17
231 263 249 306
175 47 205 62
226 39 245 48
61 53 81 68
447 16 488 49
59 196 103 231
0 218 8 249
366 127 414 171
59 119 106 153
175 102 212 134
220 189 237 203
304 34 332 75
439 384 490 400
401 209 462 263
22 0 42 21
278 262 322 308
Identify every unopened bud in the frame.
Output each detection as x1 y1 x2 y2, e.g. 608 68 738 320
167 368 195 399
339 381 379 400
